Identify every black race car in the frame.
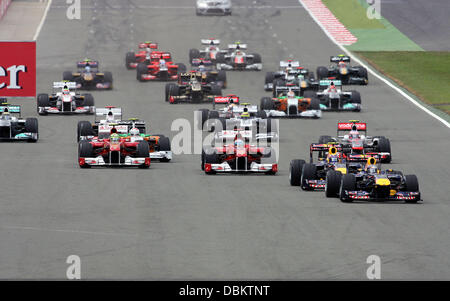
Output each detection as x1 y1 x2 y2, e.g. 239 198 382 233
316 55 368 85
165 71 221 104
63 59 113 90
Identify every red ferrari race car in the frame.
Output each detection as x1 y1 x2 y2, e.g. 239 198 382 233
136 52 186 82
78 129 150 168
125 41 158 69
201 132 277 175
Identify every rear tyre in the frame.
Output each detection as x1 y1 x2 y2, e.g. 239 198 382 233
177 63 187 73
103 71 113 88
309 97 320 111
77 121 93 141
165 83 176 102
260 97 274 110
210 84 222 96
377 137 391 163
251 53 262 64
265 72 274 88
318 135 333 144
290 159 305 186
217 70 227 88
137 63 148 81
189 48 200 62
349 90 361 104
63 71 73 81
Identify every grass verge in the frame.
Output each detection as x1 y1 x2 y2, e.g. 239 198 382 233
356 51 450 114
322 0 385 29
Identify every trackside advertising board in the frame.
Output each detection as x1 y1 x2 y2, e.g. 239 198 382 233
0 41 36 97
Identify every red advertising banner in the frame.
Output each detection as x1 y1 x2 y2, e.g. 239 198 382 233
0 41 36 97
0 0 11 21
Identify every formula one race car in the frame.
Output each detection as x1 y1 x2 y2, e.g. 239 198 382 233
201 131 277 174
260 90 322 118
125 41 158 69
316 55 368 85
0 102 38 142
216 42 262 71
63 59 113 90
77 106 145 141
198 95 278 140
196 0 232 16
37 81 95 115
189 39 228 63
303 79 361 112
136 52 186 82
78 131 150 169
165 71 222 103
318 121 392 163
190 58 227 88
265 60 318 95
290 143 363 190
328 157 421 203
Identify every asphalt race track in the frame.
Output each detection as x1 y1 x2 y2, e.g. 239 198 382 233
0 0 449 279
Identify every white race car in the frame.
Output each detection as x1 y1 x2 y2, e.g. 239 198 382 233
216 43 262 71
37 81 95 115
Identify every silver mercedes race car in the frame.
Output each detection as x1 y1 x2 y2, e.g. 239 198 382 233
0 102 38 142
196 0 232 16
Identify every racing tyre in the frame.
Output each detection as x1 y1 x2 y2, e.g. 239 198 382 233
210 84 222 96
103 72 113 88
316 66 328 80
377 137 391 163
37 93 50 115
325 170 342 197
340 174 356 202
251 53 262 64
204 152 219 174
137 63 148 81
168 85 180 103
303 90 316 99
301 163 317 190
318 135 333 144
256 110 267 119
404 175 419 203
165 83 177 102
260 97 274 110
189 49 200 62
290 159 305 186
265 72 274 87
77 121 93 141
63 71 73 81
82 93 95 107
358 67 368 84
25 118 38 142
78 141 93 168
349 90 361 104
136 141 150 158
158 136 171 162
309 97 320 111
125 52 136 69
216 53 225 64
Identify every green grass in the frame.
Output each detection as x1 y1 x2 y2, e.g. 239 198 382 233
322 0 385 29
356 51 450 114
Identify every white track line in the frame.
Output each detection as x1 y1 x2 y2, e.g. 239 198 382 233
1 225 138 238
298 0 450 129
33 0 53 41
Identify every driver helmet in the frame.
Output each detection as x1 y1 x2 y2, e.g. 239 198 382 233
160 59 166 65
129 127 140 137
2 109 10 120
327 154 339 163
329 82 337 92
287 90 295 98
235 139 244 148
349 130 359 139
106 111 115 121
240 111 250 118
110 133 120 143
85 66 91 73
62 86 70 95
235 50 242 56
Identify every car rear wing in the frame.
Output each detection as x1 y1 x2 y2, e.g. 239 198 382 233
330 55 350 63
139 42 158 49
319 79 342 87
150 52 172 60
95 107 122 121
212 95 239 109
280 60 300 68
228 43 247 50
53 81 77 89
337 120 367 137
201 39 220 45
0 104 21 115
309 143 342 163
77 60 99 68
231 104 258 114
